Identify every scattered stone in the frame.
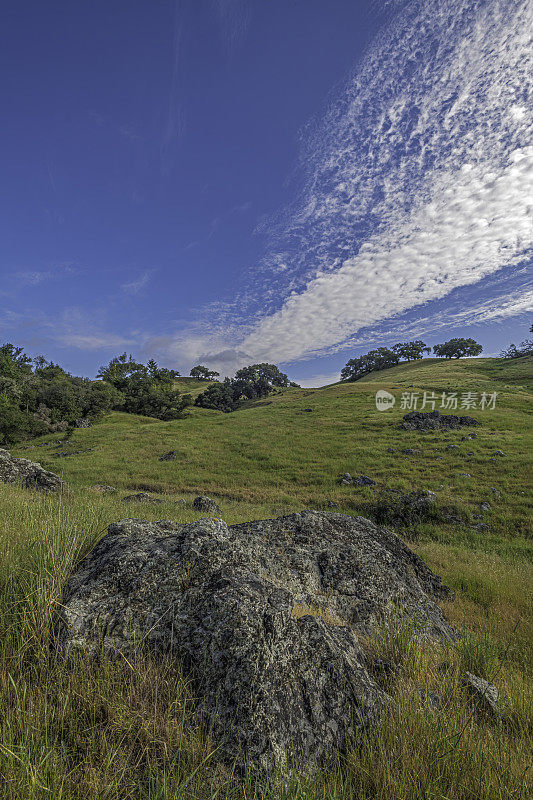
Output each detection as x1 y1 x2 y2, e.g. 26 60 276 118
466 451 474 456
386 447 396 453
461 672 501 715
479 501 491 512
193 495 222 514
461 433 478 441
401 448 417 455
326 500 339 509
159 451 178 461
446 445 460 451
0 448 64 492
472 514 483 520
474 523 490 532
57 511 456 777
90 484 116 494
353 475 377 487
490 488 501 497
303 408 313 412
401 410 480 431
458 473 471 478
414 688 442 711
340 473 353 485
54 448 94 458
74 418 92 428
123 492 163 504
492 450 505 457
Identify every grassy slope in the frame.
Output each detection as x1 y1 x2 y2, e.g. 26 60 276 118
1 356 532 798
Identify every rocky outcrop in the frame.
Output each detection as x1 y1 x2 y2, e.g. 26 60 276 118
158 450 178 461
56 511 456 777
401 410 480 431
193 495 221 514
0 448 64 492
74 418 92 428
122 492 162 503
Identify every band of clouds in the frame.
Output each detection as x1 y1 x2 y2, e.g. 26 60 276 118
169 0 532 373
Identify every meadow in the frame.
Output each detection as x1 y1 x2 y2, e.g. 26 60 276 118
0 356 531 798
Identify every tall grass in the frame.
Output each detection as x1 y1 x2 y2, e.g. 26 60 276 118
0 486 531 798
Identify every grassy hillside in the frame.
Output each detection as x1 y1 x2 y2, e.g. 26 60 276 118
1 356 531 798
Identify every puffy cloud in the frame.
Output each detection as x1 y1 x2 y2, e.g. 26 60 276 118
198 0 532 366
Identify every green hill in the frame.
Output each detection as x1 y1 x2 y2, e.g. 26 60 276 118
1 355 532 798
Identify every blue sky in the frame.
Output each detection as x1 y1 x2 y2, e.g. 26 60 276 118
1 0 531 386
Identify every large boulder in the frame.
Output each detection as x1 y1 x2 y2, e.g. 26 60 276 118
56 511 456 777
0 448 64 492
401 410 480 431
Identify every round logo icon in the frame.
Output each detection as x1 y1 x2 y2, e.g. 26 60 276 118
375 389 395 411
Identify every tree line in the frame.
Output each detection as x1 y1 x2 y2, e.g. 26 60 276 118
0 343 300 444
340 338 483 381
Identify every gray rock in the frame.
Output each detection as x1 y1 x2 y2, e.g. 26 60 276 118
446 445 460 451
490 488 501 497
386 447 396 453
461 672 501 714
458 473 471 478
193 495 222 514
466 451 474 456
479 502 491 512
0 448 64 492
56 511 456 777
414 688 442 711
353 475 377 487
340 472 353 485
474 523 490 532
492 450 505 457
74 418 92 428
90 484 117 494
401 448 416 455
123 492 162 504
158 451 178 461
326 500 339 509
401 411 480 431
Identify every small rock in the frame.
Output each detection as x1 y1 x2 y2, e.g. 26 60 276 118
490 488 501 497
326 500 339 509
414 688 442 711
401 448 416 455
466 451 474 456
90 484 116 494
479 501 491 512
340 472 353 485
0 448 64 492
461 672 501 714
74 418 92 428
458 473 471 478
353 475 377 487
159 451 178 461
386 447 396 453
303 408 313 412
492 450 505 457
472 514 483 520
474 523 490 532
193 495 222 514
123 492 163 504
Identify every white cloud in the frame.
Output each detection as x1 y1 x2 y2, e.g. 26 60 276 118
121 270 154 295
177 0 532 369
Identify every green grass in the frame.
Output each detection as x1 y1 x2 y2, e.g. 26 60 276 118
1 356 532 798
